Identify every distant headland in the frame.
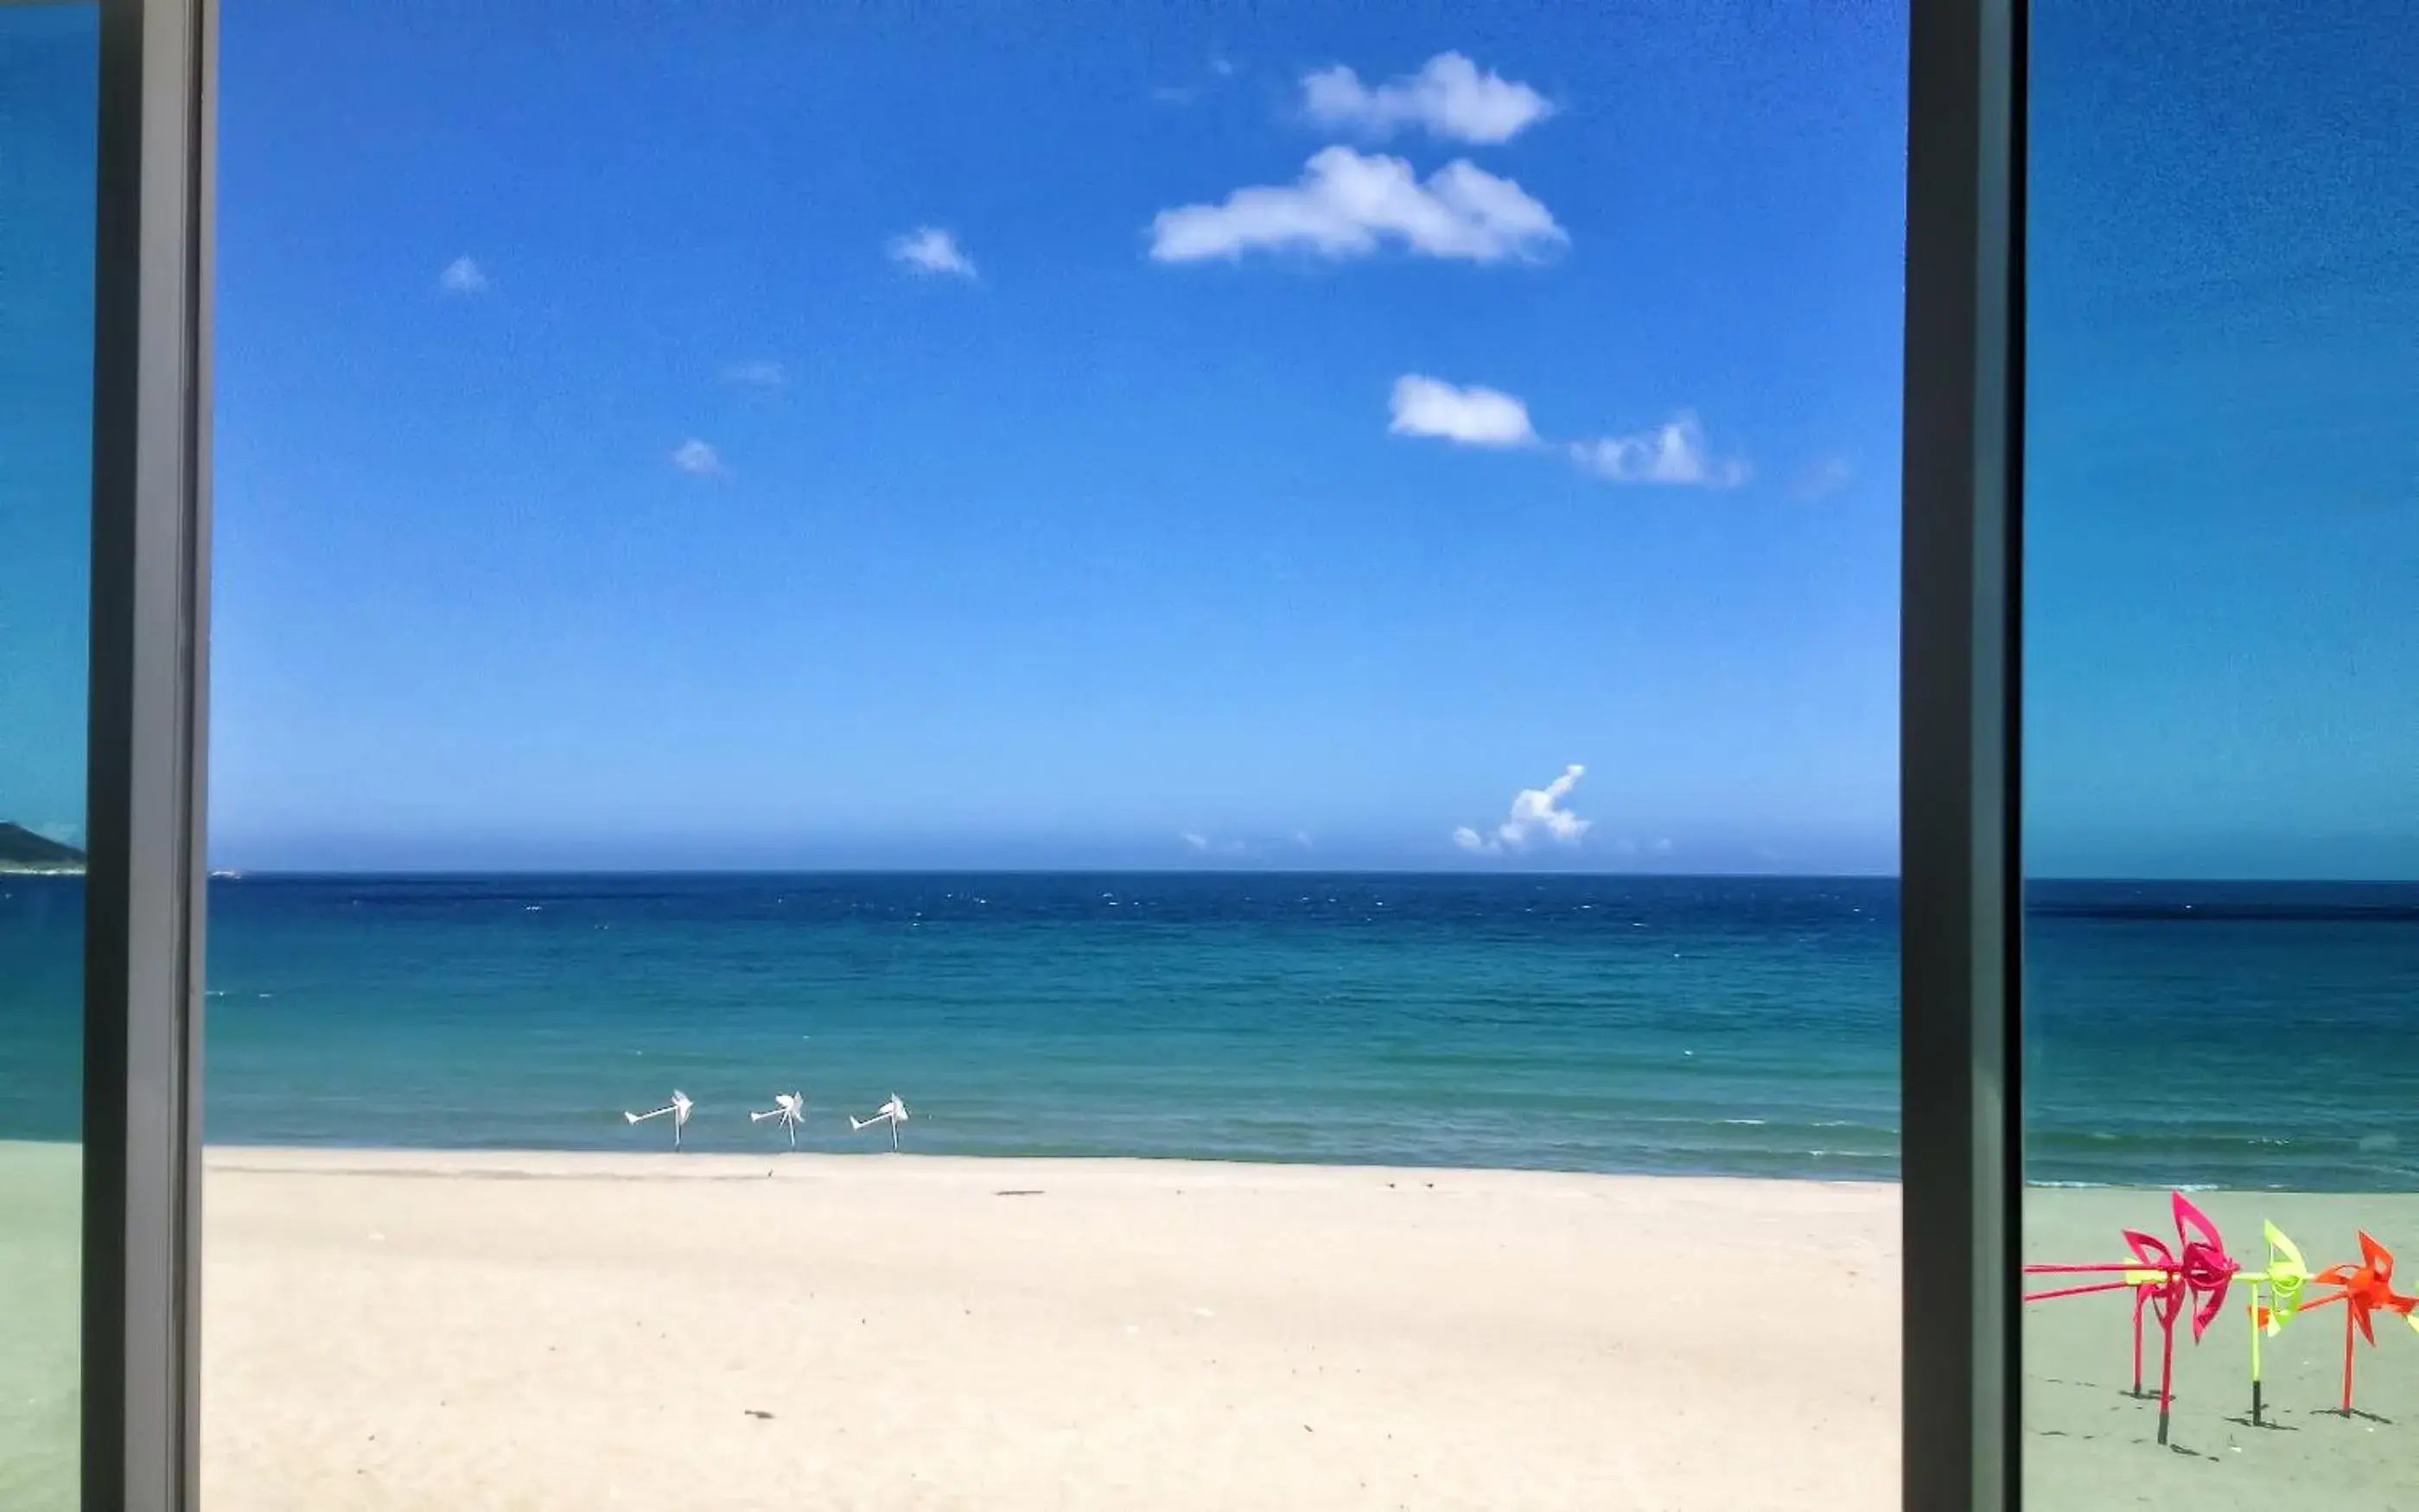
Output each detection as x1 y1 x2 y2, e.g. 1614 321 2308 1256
0 822 86 874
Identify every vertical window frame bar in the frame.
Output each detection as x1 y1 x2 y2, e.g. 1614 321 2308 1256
1901 0 2026 1508
82 0 213 1507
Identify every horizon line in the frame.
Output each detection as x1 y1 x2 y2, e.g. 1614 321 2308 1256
184 866 2419 886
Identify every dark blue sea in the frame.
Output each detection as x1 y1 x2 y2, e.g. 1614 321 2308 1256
3 874 2416 1187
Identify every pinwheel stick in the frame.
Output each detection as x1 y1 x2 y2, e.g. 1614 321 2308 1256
2303 1281 2373 1414
2155 1311 2177 1445
2021 1260 2158 1394
2021 1280 2137 1304
2248 1299 2263 1426
2336 1299 2355 1415
2023 1261 2160 1394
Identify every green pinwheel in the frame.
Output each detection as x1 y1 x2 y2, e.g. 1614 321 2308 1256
2243 1221 2311 1426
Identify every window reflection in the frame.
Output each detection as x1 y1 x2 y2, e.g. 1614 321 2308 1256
2024 1 2419 1497
0 7 101 1509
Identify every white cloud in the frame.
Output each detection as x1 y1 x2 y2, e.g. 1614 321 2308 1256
1453 765 1591 855
1389 374 1537 448
438 256 490 295
671 439 724 477
1302 53 1554 145
1181 831 1250 856
722 359 785 387
1386 380 1750 488
1569 413 1748 488
1149 147 1565 264
888 226 977 278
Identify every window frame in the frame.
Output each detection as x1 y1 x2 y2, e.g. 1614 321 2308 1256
80 0 213 1506
72 0 2030 1505
1900 0 2026 1508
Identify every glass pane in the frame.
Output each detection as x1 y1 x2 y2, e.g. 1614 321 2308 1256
209 4 1906 1506
2024 2 2419 1500
0 6 99 1509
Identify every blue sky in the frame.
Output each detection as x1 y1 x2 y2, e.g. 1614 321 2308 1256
8 3 2408 876
200 1 1907 873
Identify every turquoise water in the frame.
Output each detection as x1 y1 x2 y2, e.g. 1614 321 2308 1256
4 874 2416 1185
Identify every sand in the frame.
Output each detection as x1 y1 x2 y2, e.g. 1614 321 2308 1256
13 1144 2408 1507
199 1148 1899 1511
0 1141 79 1512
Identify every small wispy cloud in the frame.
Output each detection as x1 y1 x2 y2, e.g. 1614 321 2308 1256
1569 413 1749 488
1389 374 1537 448
888 226 977 279
1790 454 1855 500
438 256 490 295
722 359 785 387
671 439 725 477
1302 53 1555 145
1453 765 1591 855
1149 147 1565 264
1181 831 1251 857
1154 54 1239 107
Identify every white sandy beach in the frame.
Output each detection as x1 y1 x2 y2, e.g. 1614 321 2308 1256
15 1147 2410 1507
0 1142 78 1512
198 1148 1900 1511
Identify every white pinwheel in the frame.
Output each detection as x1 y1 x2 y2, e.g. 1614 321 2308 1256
850 1093 910 1151
751 1091 808 1149
624 1090 694 1148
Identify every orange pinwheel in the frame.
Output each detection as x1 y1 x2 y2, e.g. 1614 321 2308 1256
2301 1231 2419 1416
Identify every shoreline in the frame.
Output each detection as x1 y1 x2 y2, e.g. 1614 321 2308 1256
201 1140 1902 1190
28 1137 2419 1196
185 1144 2419 1195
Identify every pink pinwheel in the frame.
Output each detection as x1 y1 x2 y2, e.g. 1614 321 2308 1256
2025 1191 2239 1445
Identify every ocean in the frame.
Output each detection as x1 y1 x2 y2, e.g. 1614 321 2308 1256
3 874 2416 1187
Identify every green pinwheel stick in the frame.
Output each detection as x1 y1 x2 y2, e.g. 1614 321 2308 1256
2242 1222 2311 1426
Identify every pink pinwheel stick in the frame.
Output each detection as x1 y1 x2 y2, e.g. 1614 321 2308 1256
2024 1280 2142 1304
